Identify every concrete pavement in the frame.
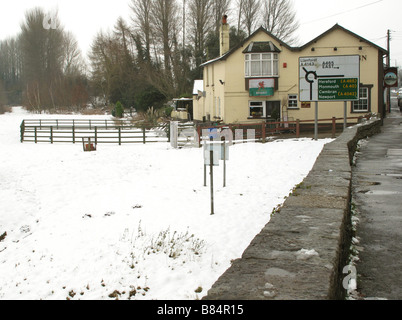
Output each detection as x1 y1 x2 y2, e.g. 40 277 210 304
352 98 402 300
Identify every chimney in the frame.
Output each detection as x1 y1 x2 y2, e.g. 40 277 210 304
220 15 230 56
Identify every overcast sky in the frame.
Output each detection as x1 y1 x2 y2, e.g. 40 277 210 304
0 0 401 66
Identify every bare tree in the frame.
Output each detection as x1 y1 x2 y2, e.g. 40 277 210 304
187 0 213 69
130 0 153 61
242 0 261 36
62 31 84 76
261 0 299 44
0 79 7 111
151 0 180 73
19 7 65 110
211 0 232 34
0 37 23 104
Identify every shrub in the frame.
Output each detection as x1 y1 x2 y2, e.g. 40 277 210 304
112 101 124 118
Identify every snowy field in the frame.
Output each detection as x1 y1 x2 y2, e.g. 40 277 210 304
0 107 332 300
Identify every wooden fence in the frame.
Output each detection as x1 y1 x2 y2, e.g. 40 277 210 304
20 116 367 146
196 116 366 146
20 119 175 145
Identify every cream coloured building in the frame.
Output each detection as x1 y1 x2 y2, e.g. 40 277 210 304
193 22 388 124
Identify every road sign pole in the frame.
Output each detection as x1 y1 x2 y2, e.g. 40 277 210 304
223 139 226 188
204 164 207 187
210 137 214 215
344 101 347 130
315 101 318 141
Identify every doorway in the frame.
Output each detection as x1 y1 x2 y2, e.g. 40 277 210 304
266 101 281 120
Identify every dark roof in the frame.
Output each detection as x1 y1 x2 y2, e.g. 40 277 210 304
200 27 290 67
242 41 281 53
200 24 387 67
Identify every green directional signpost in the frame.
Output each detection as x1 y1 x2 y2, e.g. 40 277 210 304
317 78 359 101
299 55 360 140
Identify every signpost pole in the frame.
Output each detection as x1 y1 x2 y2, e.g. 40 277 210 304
223 139 226 188
344 101 347 130
210 137 214 215
204 164 207 187
315 102 318 141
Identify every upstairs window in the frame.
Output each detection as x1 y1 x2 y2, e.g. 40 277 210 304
245 53 279 77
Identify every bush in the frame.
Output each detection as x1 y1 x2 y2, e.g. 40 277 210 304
164 106 174 118
113 101 124 118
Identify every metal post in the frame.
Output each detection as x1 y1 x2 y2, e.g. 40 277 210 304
223 139 226 188
344 101 347 130
204 164 207 187
210 137 214 215
314 102 318 141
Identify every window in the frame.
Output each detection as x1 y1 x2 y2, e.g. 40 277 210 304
249 101 265 118
245 53 279 77
352 87 371 112
288 94 298 109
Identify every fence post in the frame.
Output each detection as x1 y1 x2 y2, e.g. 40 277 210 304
20 121 25 143
50 127 53 144
197 125 202 148
35 127 37 143
95 126 98 145
296 119 300 138
332 117 336 138
262 122 266 143
142 127 146 144
72 125 75 144
118 127 122 145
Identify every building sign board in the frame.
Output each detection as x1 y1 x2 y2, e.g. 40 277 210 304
384 67 398 88
299 55 360 102
249 79 274 97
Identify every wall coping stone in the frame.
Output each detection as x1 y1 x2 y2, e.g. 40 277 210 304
204 118 382 300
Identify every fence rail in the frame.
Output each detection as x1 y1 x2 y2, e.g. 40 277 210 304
20 115 368 146
196 116 366 146
20 119 178 145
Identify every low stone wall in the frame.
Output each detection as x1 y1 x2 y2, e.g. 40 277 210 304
204 119 381 300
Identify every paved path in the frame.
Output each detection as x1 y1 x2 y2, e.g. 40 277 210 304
352 98 402 299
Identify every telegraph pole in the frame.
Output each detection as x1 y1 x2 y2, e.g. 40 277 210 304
387 29 391 113
387 29 391 68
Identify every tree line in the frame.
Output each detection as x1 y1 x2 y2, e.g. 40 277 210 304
0 0 299 114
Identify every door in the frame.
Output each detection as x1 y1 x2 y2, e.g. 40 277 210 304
266 101 281 120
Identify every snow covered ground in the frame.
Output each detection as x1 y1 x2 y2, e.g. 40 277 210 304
0 107 332 300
